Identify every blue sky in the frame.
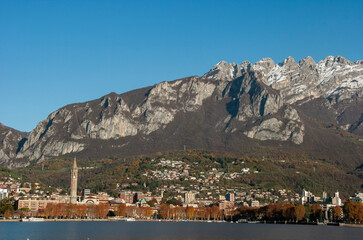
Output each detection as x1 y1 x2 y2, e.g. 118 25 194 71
1 0 363 132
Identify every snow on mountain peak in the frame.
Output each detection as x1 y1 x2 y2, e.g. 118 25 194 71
204 56 363 104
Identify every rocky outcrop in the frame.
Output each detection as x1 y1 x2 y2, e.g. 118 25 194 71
0 123 28 167
221 70 283 121
244 107 304 144
78 77 219 139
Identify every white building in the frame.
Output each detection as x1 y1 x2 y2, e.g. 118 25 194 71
332 191 341 206
322 191 327 201
301 189 314 204
0 188 8 200
184 191 195 204
250 200 259 207
353 193 363 203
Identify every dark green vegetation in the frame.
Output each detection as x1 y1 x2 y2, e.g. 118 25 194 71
6 149 362 198
0 197 15 215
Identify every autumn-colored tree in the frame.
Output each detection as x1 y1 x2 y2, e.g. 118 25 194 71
116 204 127 217
76 204 87 218
59 203 68 218
159 204 173 219
282 204 294 221
186 206 194 220
159 204 169 219
4 210 12 219
205 207 211 220
173 206 183 220
136 207 143 218
310 204 323 222
66 204 77 218
44 203 55 218
12 210 23 219
197 207 206 220
97 203 109 218
86 204 98 218
294 204 305 222
263 203 285 221
343 200 355 223
238 206 249 220
264 204 275 220
210 205 220 220
37 209 46 218
351 202 363 223
332 206 342 222
145 206 154 219
128 205 138 218
358 202 363 224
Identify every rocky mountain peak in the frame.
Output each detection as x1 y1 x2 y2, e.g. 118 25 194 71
253 58 275 79
206 56 362 105
319 55 351 67
281 56 296 65
0 123 28 167
240 61 253 71
203 61 240 81
298 56 316 68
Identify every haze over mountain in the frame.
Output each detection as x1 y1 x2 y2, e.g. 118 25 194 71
1 56 362 170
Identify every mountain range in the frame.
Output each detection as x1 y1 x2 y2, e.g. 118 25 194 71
1 56 362 173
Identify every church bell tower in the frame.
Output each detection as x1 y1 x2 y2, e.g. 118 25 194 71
70 157 78 204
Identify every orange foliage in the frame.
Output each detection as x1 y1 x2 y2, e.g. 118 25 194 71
186 206 194 219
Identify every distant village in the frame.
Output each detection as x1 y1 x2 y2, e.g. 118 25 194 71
1 158 362 223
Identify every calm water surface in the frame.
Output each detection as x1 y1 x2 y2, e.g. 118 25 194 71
0 222 362 240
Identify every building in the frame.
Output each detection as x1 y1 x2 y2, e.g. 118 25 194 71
225 193 235 202
70 157 78 204
250 200 259 207
184 191 195 204
17 198 58 214
301 189 314 204
219 201 234 210
0 188 8 200
219 195 226 201
81 194 100 204
144 195 163 204
82 189 91 200
119 191 134 204
332 191 341 206
322 191 327 202
353 193 363 203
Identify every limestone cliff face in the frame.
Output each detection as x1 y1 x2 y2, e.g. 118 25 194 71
205 56 363 105
0 123 27 167
243 107 304 144
78 77 219 139
204 55 362 141
10 77 223 165
1 56 362 167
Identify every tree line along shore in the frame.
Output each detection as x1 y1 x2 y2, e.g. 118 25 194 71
1 199 362 225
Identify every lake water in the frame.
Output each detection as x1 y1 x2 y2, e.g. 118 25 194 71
0 222 362 240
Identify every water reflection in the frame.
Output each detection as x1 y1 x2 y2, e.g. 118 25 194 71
0 222 362 240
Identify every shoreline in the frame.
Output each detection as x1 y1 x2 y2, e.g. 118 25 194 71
0 219 362 227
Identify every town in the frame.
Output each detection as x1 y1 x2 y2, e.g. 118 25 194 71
0 157 362 224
